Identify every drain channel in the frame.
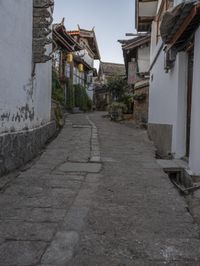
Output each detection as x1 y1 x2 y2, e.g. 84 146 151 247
165 169 200 195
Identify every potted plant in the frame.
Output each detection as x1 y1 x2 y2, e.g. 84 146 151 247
109 102 127 121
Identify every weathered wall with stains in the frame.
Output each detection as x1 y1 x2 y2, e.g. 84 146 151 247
189 27 200 175
0 0 55 177
149 44 188 158
0 0 52 134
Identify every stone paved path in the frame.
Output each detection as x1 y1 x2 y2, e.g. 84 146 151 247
0 112 200 265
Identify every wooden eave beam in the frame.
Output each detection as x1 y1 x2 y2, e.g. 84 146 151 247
138 0 157 2
156 0 166 20
139 16 155 22
167 4 199 50
136 0 158 30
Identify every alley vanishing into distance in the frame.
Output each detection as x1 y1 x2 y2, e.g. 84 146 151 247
0 112 200 265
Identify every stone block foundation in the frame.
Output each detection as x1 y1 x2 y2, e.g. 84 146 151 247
0 121 57 177
148 123 172 158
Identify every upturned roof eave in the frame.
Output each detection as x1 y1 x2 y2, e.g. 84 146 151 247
53 24 82 52
160 1 200 50
122 35 151 51
68 28 101 60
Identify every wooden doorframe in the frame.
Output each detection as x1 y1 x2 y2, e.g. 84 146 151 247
186 47 194 157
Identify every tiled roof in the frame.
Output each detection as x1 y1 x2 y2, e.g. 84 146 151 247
53 24 82 52
100 62 125 76
122 35 150 51
67 27 101 60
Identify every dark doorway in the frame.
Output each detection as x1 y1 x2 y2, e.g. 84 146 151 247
186 48 194 157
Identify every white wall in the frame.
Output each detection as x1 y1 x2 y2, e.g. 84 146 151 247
149 52 178 126
149 50 188 157
0 0 52 133
189 27 200 175
174 52 188 158
34 60 52 126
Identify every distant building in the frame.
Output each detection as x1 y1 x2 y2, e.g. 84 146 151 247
68 26 101 101
98 62 126 84
120 35 150 125
94 62 125 110
53 22 100 108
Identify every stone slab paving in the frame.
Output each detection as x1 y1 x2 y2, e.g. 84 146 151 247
0 112 200 265
69 113 200 266
58 162 101 173
0 114 97 266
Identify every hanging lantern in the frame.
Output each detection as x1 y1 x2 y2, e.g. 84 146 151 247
66 53 73 63
78 63 84 72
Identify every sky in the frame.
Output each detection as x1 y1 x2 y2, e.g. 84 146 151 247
53 0 135 66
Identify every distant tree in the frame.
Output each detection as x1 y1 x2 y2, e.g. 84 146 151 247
107 75 127 102
52 68 64 103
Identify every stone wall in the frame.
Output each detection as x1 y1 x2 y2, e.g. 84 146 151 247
148 123 172 158
33 0 54 64
0 121 57 177
133 84 149 126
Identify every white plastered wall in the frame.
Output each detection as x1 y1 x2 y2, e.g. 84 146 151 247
149 47 188 157
0 0 52 133
174 52 188 158
189 26 200 175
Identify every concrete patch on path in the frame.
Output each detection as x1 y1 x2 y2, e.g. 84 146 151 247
58 162 101 173
39 114 102 265
41 231 79 265
41 173 102 265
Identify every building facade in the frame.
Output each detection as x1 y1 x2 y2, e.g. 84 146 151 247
0 0 55 176
53 23 100 108
120 35 150 125
136 0 200 175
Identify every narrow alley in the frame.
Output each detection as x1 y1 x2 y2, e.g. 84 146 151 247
0 112 200 265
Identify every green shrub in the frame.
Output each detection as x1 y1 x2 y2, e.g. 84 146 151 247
52 68 64 104
66 80 75 109
106 75 133 113
107 75 127 102
87 98 93 111
121 92 134 113
74 84 92 112
109 101 128 113
54 102 63 128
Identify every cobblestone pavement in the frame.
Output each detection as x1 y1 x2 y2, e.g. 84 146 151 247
0 112 200 265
